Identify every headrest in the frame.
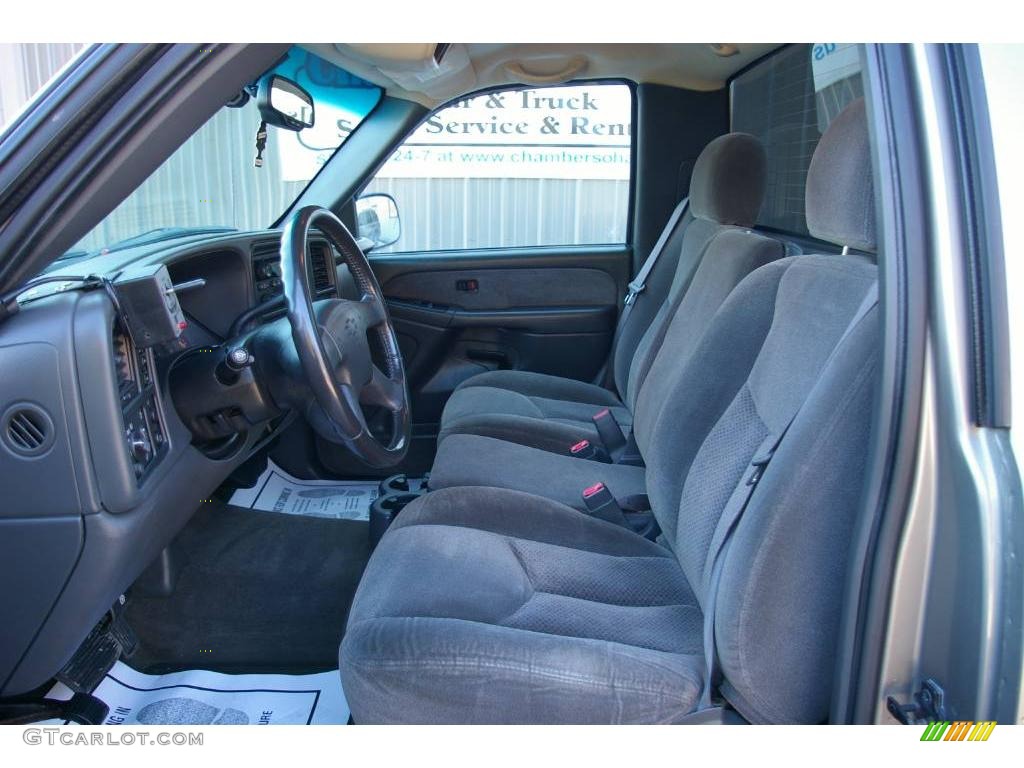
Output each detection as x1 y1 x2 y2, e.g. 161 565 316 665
805 98 876 252
689 132 766 227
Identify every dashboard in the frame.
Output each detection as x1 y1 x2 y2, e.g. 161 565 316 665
166 236 340 343
0 229 349 696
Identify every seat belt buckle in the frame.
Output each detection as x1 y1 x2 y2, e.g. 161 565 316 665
582 482 625 524
570 438 610 463
585 483 622 514
592 408 627 455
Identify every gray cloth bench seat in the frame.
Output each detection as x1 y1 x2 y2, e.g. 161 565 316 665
341 99 878 724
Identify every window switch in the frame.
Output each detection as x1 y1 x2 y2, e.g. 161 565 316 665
456 279 479 292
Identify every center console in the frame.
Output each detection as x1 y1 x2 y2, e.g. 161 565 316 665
112 326 167 483
252 243 284 304
108 263 187 484
369 473 430 548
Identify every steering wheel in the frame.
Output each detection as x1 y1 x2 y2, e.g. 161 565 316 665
280 205 409 467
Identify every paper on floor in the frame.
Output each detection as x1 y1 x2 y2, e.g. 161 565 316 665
45 661 349 725
228 459 378 521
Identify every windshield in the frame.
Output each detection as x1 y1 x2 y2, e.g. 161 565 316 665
62 46 381 262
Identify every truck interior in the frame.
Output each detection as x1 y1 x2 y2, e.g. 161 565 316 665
0 42 1009 725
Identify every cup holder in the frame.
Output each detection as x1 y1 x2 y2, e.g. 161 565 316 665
383 491 421 509
370 474 430 548
378 473 429 497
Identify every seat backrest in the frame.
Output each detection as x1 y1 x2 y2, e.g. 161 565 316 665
630 227 785 459
612 132 767 408
642 98 878 723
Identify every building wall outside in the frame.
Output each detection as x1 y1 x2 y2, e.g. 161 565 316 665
0 43 85 131
2 44 631 257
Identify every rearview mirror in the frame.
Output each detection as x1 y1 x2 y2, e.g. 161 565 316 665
355 194 402 251
257 75 314 131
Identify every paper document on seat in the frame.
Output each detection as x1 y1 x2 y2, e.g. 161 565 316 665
45 661 349 725
228 459 378 520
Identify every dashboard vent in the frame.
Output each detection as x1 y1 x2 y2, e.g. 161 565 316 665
2 404 55 456
252 240 333 295
310 244 332 294
251 240 279 263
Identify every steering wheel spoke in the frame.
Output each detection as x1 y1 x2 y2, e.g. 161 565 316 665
357 293 388 328
360 365 405 412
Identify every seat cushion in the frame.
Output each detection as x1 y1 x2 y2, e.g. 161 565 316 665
438 369 630 453
340 487 705 724
429 433 647 510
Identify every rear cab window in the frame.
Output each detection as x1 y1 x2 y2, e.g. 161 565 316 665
731 43 864 239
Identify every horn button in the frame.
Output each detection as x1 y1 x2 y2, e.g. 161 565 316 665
318 300 373 389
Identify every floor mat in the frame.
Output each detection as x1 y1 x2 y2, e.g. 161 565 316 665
45 662 348 725
126 501 370 674
229 459 379 520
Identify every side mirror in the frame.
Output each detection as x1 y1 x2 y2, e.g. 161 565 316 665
256 75 314 131
355 193 401 251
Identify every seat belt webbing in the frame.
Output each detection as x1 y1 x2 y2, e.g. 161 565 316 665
604 197 689 387
696 281 879 710
625 197 690 307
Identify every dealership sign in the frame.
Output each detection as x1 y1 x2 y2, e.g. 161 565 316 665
278 84 633 182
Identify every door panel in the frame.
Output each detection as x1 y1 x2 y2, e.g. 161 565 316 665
383 266 617 310
371 245 631 427
387 300 616 333
370 244 630 284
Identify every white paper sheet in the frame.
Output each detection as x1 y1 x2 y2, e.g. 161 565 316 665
228 459 378 521
45 662 349 725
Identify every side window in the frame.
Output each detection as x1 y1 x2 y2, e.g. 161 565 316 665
361 82 633 253
731 43 864 237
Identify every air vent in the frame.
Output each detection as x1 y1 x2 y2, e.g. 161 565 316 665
2 404 55 457
253 239 332 295
310 244 332 294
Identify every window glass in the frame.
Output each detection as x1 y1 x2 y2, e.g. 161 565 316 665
731 43 863 236
362 83 632 253
64 46 381 258
0 43 86 133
